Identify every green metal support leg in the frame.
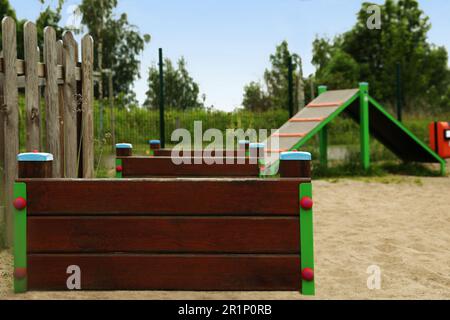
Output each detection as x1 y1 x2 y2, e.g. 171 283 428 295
319 126 328 167
359 82 370 171
318 85 328 168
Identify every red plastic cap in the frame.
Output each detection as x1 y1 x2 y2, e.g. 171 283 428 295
300 197 313 210
116 165 123 172
302 268 314 281
13 197 27 210
14 268 27 280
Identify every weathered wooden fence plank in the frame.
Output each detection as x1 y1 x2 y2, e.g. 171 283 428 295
81 35 94 178
0 73 5 239
56 40 65 175
24 22 40 151
43 27 61 177
2 17 19 246
62 32 78 178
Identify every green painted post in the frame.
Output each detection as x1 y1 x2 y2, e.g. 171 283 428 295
13 182 27 293
318 85 328 167
299 183 315 296
360 82 370 170
115 158 123 179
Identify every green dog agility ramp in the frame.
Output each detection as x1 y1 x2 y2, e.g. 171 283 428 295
263 83 446 176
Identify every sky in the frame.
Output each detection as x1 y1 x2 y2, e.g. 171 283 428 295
9 0 450 111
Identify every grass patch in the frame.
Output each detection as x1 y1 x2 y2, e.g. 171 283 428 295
313 160 442 179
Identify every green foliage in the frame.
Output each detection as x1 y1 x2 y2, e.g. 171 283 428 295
0 0 65 58
242 81 271 112
78 0 151 102
145 57 203 110
243 40 305 111
312 0 450 113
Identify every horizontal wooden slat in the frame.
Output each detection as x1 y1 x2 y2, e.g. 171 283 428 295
28 254 300 291
28 216 299 254
23 179 306 216
121 157 259 177
154 149 242 157
0 57 81 81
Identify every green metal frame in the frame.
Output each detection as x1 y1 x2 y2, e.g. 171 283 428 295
116 158 123 178
299 183 315 295
360 83 370 170
369 96 446 176
13 182 27 293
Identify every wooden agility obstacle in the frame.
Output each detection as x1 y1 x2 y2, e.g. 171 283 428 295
13 151 315 295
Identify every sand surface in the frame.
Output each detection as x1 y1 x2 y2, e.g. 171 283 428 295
1 176 449 300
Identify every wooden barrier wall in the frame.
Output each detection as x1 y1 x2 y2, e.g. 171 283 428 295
0 17 94 246
117 156 261 178
14 178 313 293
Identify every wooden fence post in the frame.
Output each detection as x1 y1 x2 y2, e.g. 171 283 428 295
0 73 5 245
2 16 19 246
57 40 65 175
63 32 78 178
44 27 61 177
24 22 40 152
82 35 94 178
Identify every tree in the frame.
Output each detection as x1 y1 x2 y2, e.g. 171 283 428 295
36 0 65 46
1 0 65 58
78 0 151 102
242 41 305 111
145 57 203 110
242 81 272 111
312 0 450 112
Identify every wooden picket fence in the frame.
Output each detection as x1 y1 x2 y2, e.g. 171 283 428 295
0 16 94 246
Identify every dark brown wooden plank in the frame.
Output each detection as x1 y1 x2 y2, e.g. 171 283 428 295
28 216 299 254
154 149 241 157
28 254 300 291
24 179 306 216
121 157 259 177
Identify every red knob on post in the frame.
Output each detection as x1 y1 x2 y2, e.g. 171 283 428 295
14 268 27 280
300 197 313 210
301 268 314 281
116 165 123 172
13 197 27 210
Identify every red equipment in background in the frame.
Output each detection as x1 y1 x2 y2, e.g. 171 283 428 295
429 122 450 159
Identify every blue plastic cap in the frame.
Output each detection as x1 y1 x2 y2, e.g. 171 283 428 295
280 151 312 161
149 140 161 145
116 143 133 149
17 153 54 162
239 140 250 145
249 143 265 149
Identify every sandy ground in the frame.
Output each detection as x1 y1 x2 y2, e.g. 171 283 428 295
1 176 449 300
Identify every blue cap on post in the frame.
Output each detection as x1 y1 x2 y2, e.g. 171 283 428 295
249 143 265 149
149 140 161 145
116 143 133 149
280 151 311 161
17 153 54 162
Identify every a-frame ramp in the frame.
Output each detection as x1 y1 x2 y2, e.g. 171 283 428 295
263 87 446 175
